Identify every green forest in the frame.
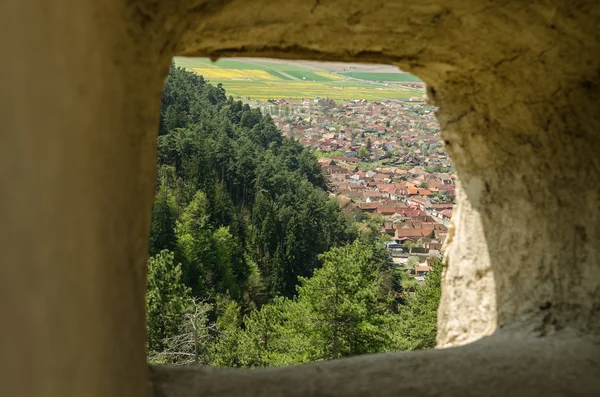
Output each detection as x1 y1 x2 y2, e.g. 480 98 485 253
146 63 441 367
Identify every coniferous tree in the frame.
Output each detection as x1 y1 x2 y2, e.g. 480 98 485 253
210 297 242 367
296 240 392 360
148 64 444 367
176 191 213 296
146 250 192 351
149 186 177 257
393 259 442 350
237 296 312 367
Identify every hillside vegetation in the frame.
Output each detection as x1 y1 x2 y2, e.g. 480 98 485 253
146 63 441 366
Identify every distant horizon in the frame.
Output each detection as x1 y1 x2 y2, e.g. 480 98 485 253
173 57 424 102
174 56 411 74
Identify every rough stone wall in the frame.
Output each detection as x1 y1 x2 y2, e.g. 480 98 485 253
1 1 599 396
150 326 600 397
162 0 600 345
1 1 161 396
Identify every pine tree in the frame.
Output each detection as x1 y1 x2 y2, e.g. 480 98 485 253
176 191 213 296
149 185 177 257
237 297 287 367
296 241 391 360
211 226 238 296
146 250 192 351
210 297 242 367
394 259 442 350
237 296 313 367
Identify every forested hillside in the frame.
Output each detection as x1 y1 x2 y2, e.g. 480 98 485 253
146 63 441 366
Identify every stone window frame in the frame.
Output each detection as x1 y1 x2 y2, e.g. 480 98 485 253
2 1 599 396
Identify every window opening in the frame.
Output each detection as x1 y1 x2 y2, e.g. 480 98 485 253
147 57 454 367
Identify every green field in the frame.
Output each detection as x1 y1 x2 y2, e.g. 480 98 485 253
267 70 293 80
283 71 333 82
211 81 418 101
340 72 423 82
174 58 260 70
173 57 425 101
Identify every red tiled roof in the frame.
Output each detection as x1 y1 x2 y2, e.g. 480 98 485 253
359 203 379 210
395 228 429 238
364 191 386 198
440 209 453 217
378 207 399 215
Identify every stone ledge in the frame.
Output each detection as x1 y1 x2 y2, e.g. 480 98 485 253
149 322 600 397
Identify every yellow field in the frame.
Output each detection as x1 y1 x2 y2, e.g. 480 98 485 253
314 72 344 80
178 58 424 101
210 80 418 101
192 68 278 80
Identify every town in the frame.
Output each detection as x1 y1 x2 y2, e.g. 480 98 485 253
263 96 455 282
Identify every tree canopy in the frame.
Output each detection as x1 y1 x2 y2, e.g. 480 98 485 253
153 63 355 304
146 63 442 366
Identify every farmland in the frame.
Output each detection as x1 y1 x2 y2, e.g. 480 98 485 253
340 72 423 82
173 57 425 101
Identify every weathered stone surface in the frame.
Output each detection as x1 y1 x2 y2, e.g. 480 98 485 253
166 0 600 346
150 322 600 397
1 0 599 396
1 2 160 397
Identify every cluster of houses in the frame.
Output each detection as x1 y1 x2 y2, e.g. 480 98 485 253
266 98 451 171
320 153 455 283
322 159 455 223
264 96 455 282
